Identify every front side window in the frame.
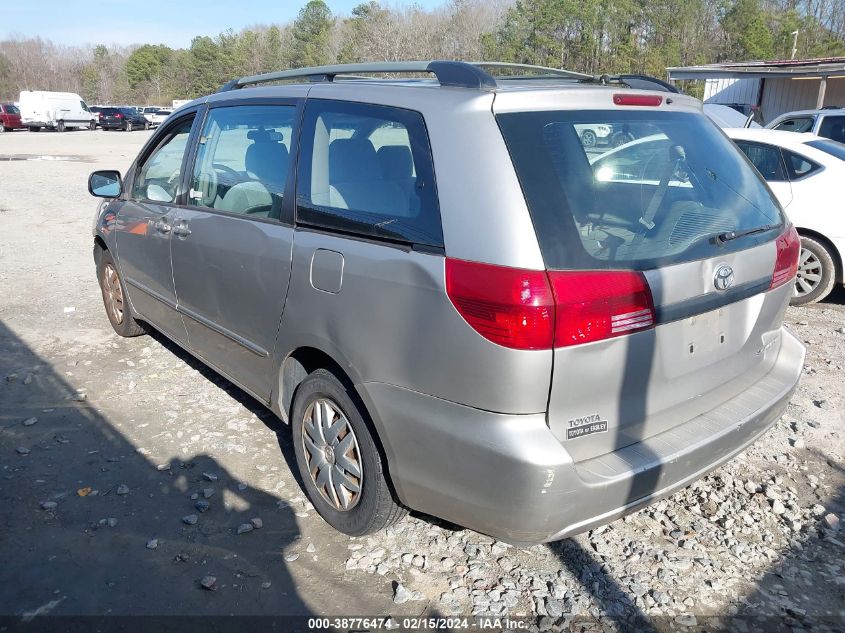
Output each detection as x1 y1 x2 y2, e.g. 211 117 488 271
784 150 821 179
818 115 845 143
296 99 442 248
130 116 194 203
189 105 295 219
773 117 815 133
734 141 787 182
497 110 784 270
5 104 19 114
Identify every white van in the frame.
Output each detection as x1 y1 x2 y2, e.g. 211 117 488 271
18 91 97 132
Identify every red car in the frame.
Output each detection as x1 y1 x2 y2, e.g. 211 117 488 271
0 103 24 132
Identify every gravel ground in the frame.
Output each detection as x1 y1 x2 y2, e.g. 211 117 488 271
1 129 843 631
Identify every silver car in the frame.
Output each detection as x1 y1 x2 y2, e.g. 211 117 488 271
88 61 805 544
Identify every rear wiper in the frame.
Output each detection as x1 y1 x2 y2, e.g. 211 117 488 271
713 223 780 245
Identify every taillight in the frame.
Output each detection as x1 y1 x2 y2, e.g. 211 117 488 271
770 224 800 290
549 271 655 347
445 259 555 350
445 260 656 350
613 94 663 107
115 113 123 119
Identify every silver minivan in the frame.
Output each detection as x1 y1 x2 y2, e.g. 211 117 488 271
89 61 805 544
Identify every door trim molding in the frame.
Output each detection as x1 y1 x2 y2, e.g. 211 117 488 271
177 304 270 358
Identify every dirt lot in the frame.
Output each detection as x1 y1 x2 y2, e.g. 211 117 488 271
1 129 844 631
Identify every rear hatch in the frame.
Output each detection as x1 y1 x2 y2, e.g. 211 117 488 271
495 90 798 462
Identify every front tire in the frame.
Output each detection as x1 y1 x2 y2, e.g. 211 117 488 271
291 369 406 536
89 120 96 130
29 126 40 132
143 121 150 130
580 129 596 147
791 235 837 305
56 120 65 133
97 248 147 337
125 121 132 132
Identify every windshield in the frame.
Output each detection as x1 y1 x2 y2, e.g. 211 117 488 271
805 138 845 161
496 110 784 270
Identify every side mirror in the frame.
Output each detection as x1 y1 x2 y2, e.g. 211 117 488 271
89 170 123 198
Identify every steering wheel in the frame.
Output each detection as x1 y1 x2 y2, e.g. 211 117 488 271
213 163 241 179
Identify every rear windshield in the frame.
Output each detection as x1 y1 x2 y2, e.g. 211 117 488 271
805 138 845 161
497 110 784 270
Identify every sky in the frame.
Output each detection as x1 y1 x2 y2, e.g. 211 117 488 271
3 0 445 49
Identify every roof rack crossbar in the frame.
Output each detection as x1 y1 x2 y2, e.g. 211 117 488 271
218 61 499 92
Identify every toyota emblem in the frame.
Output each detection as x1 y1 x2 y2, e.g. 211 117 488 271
714 264 734 291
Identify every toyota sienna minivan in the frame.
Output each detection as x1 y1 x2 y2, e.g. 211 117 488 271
88 61 804 544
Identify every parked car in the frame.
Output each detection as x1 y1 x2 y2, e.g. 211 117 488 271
703 103 761 128
98 107 150 131
726 128 845 305
145 109 171 127
766 108 845 143
87 61 804 545
18 90 97 132
0 103 24 131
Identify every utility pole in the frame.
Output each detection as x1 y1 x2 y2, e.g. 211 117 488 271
790 30 799 60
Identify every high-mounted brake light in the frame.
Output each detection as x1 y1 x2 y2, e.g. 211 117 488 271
445 260 656 350
613 94 663 107
770 224 800 290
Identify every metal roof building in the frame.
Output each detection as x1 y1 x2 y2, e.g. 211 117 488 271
667 57 845 124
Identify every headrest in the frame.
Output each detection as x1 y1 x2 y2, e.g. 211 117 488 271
329 138 379 183
247 128 284 143
377 145 413 179
245 141 289 187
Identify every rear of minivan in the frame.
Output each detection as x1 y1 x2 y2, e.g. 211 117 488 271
367 86 804 544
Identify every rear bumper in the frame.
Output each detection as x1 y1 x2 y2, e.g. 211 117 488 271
360 328 804 544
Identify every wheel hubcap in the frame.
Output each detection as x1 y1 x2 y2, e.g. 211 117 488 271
301 398 363 511
103 263 124 324
794 247 822 297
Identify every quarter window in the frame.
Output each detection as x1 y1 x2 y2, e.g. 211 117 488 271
734 141 787 182
189 105 296 219
130 116 194 203
784 150 821 179
296 100 442 248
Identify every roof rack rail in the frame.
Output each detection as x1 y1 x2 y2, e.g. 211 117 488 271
216 60 678 94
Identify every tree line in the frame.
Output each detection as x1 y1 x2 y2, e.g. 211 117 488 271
1 0 843 105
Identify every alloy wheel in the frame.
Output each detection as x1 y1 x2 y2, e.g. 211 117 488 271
300 398 363 511
794 247 822 297
102 263 124 324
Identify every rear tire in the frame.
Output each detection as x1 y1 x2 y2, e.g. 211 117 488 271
580 129 596 147
56 120 65 133
97 248 147 337
125 121 132 132
0 125 5 133
29 126 39 132
791 235 837 305
291 369 406 536
143 121 150 130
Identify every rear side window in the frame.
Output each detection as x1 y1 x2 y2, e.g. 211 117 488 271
773 117 814 133
783 150 821 179
497 110 784 270
296 99 442 248
189 105 295 219
818 115 845 143
734 141 787 182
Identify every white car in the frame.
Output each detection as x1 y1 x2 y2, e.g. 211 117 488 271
141 107 171 127
18 90 97 132
726 128 845 304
